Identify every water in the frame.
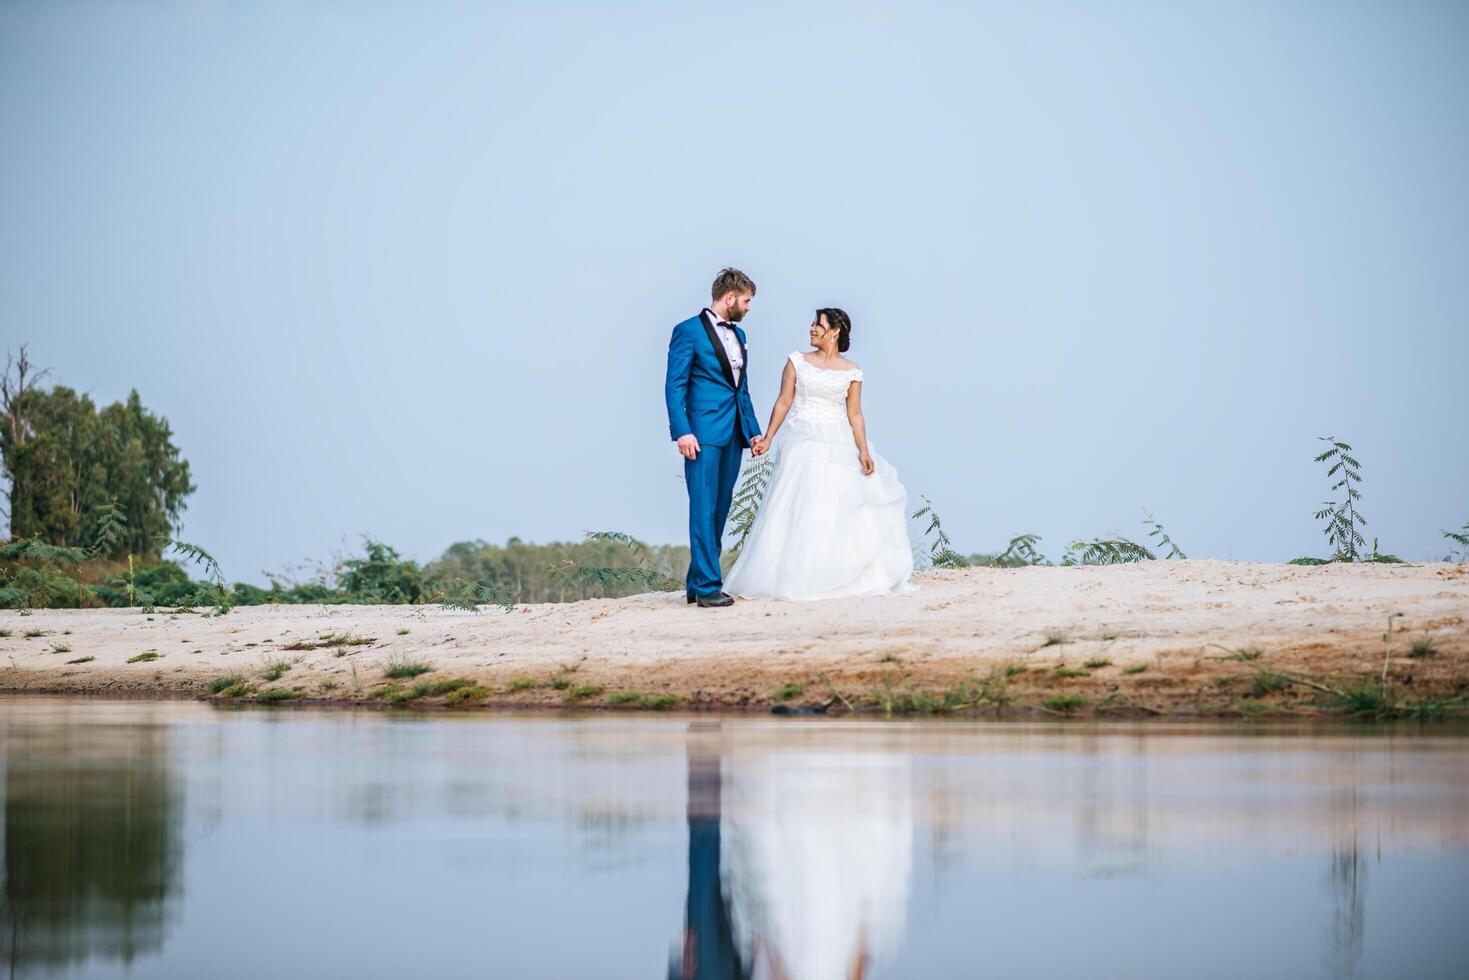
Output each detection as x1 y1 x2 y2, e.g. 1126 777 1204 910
2 696 1466 980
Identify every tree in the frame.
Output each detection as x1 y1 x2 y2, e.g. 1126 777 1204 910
0 347 195 559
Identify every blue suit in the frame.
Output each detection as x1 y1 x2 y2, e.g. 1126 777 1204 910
665 311 762 599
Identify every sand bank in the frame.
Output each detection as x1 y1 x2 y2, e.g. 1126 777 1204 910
3 560 1466 716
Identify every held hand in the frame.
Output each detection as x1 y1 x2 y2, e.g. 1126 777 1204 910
750 436 768 456
859 452 875 476
676 434 700 460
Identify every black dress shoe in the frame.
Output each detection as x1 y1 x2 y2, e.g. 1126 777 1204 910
695 592 734 608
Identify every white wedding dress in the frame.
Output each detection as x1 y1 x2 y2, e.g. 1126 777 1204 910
724 351 915 601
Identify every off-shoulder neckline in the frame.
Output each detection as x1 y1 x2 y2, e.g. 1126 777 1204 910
791 351 862 375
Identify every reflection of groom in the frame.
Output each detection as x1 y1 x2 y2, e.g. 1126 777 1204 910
665 269 762 608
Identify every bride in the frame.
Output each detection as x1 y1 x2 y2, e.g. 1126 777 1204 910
723 308 915 601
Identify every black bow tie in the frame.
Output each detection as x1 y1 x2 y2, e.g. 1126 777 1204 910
717 320 735 332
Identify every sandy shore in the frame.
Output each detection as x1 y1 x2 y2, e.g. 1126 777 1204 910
3 560 1467 716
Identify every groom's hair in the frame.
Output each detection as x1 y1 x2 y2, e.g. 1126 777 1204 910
711 268 757 301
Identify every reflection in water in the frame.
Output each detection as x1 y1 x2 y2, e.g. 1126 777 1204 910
1 713 182 977
1 699 1467 980
671 723 913 980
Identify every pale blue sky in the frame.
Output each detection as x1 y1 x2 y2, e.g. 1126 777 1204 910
2 0 1465 581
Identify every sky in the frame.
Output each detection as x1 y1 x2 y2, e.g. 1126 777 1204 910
2 0 1466 582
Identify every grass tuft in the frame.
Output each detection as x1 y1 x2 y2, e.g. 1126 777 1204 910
260 658 293 681
127 650 162 663
445 684 489 704
550 677 572 690
1252 672 1291 696
1042 632 1069 647
1408 638 1437 658
1083 657 1112 669
775 682 806 700
383 654 433 679
208 674 246 694
1053 667 1089 678
507 676 538 691
1043 694 1088 713
1122 663 1149 675
566 684 605 701
257 688 303 703
66 655 94 664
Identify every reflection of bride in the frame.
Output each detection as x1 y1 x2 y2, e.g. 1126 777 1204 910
720 748 913 980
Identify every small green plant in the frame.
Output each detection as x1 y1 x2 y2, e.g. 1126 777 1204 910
986 533 1048 567
877 652 901 664
127 650 162 663
1443 522 1469 562
1003 663 1027 677
257 688 303 703
566 684 604 701
445 684 489 704
49 643 71 654
260 659 293 682
1083 657 1112 669
0 628 10 637
1306 435 1368 562
912 496 969 567
1333 680 1390 717
1053 667 1089 678
1252 672 1291 695
396 627 410 635
550 677 572 690
1122 663 1149 675
1408 637 1437 658
383 654 432 679
726 455 774 557
320 680 338 691
23 629 45 638
65 655 94 664
1141 509 1187 560
208 674 246 694
1064 537 1155 565
508 676 538 691
1043 695 1088 713
217 681 253 698
1042 632 1068 647
775 682 806 700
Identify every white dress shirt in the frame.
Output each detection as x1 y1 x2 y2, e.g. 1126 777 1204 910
702 307 744 386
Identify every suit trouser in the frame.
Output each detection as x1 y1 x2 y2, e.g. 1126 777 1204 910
684 440 744 598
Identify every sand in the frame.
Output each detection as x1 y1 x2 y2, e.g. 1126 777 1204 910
2 560 1466 716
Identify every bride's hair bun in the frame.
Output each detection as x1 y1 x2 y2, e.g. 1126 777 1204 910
817 307 852 353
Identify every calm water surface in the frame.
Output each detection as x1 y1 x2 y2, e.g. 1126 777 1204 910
2 696 1466 980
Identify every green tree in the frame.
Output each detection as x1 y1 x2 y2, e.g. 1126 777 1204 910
1 347 194 559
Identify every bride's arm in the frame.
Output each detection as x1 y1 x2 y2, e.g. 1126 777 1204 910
755 361 797 453
846 381 875 475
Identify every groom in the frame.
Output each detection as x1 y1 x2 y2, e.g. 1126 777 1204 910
665 268 762 608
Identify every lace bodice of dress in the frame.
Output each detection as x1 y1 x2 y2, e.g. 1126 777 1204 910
788 351 863 425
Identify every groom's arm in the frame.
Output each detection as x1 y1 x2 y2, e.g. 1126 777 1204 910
665 322 695 441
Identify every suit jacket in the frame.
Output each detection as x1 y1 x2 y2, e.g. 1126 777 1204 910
664 311 762 449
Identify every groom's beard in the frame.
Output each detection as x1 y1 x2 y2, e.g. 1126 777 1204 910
724 309 745 322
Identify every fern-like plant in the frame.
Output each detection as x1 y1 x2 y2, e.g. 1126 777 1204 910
89 500 129 557
1443 523 1469 562
549 531 682 597
1064 537 1155 565
166 539 232 615
435 578 516 613
988 533 1049 567
0 537 89 609
912 496 970 568
724 455 773 557
1141 508 1186 559
1312 435 1367 561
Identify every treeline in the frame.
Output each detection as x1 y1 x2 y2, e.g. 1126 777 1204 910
0 347 692 610
3 531 692 611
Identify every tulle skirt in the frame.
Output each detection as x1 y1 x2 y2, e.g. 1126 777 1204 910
724 414 915 601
